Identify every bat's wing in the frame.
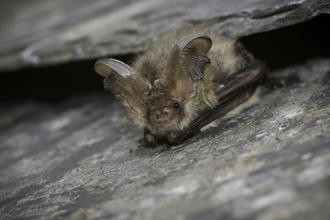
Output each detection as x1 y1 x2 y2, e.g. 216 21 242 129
167 69 263 145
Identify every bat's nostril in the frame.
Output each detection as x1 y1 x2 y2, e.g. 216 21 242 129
163 107 172 121
163 108 170 117
152 107 173 124
154 110 162 123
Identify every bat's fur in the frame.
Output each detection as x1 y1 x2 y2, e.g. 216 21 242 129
130 27 262 135
95 27 266 144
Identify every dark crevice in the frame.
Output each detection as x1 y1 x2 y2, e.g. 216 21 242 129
240 14 330 71
0 14 329 102
0 54 135 102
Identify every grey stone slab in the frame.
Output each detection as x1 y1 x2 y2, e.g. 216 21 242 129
1 58 330 219
1 0 330 219
0 0 328 71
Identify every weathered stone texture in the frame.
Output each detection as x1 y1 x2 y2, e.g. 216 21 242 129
1 0 330 219
0 0 328 71
1 58 330 219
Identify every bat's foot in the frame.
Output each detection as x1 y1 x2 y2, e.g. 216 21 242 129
137 128 158 148
137 136 157 148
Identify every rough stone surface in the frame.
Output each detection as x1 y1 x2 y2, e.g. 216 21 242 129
1 58 330 219
0 0 329 71
1 0 330 220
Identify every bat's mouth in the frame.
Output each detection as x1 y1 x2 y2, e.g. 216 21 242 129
157 121 176 129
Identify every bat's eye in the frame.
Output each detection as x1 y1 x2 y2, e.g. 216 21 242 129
173 103 180 110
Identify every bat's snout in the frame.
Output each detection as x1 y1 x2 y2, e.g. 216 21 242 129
151 107 176 129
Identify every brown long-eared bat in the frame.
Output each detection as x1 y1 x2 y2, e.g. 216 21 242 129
94 27 267 146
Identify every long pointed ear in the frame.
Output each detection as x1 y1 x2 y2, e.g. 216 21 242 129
154 35 212 101
94 59 151 117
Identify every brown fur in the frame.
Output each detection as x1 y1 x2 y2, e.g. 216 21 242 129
96 27 264 140
131 27 246 135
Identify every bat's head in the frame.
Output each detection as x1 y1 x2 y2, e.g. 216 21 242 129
146 91 184 132
95 35 212 134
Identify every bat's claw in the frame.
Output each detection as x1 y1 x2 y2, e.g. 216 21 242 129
137 137 157 148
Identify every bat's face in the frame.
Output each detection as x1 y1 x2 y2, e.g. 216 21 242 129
147 93 184 132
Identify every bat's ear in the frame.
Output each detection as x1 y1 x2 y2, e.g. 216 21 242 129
94 59 151 117
154 35 212 101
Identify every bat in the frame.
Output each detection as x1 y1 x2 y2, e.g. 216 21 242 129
94 27 267 146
